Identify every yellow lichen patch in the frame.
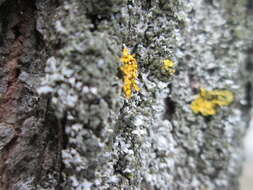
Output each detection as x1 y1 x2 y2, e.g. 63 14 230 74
207 89 234 106
191 88 234 116
162 59 176 75
120 48 140 98
191 96 217 116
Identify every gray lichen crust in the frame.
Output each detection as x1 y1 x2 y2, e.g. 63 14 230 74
39 0 253 189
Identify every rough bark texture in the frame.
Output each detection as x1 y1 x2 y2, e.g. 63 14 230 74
0 0 61 189
1 0 253 190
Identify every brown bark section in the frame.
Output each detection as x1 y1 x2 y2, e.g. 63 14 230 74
0 0 61 189
0 1 35 189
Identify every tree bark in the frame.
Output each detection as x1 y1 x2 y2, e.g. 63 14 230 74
0 0 253 190
0 0 61 189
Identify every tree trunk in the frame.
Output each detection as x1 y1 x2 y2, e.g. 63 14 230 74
0 0 61 189
0 0 253 190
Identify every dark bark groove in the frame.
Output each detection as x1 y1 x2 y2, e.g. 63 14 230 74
0 0 61 189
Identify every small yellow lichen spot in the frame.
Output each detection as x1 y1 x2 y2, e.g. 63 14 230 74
120 48 140 98
208 89 234 106
191 96 217 116
191 88 234 116
162 59 176 75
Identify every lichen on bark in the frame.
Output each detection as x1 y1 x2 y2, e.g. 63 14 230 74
36 0 253 189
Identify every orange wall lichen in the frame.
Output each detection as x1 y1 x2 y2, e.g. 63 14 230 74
120 48 140 98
